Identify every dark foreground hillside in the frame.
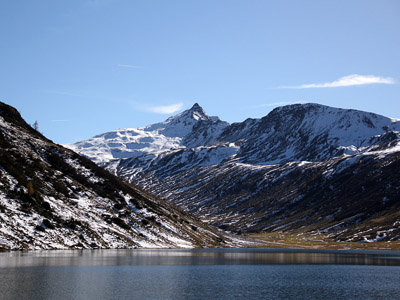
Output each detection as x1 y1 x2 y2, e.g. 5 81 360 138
0 101 236 250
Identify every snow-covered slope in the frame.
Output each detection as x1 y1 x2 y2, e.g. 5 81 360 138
68 103 400 242
219 103 400 163
66 103 228 164
0 101 238 250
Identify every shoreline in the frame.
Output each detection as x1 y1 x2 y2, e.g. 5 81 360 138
248 232 400 251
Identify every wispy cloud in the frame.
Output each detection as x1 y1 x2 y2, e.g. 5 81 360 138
144 103 184 114
117 64 141 68
279 74 396 89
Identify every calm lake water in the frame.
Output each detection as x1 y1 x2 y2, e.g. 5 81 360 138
0 248 399 300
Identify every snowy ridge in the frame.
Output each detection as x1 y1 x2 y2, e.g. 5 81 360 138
66 128 184 164
66 103 229 164
219 103 400 164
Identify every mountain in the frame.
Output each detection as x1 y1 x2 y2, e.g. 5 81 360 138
66 103 229 164
0 101 237 250
219 103 400 163
68 103 400 242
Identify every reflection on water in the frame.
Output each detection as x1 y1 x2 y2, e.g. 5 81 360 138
0 249 400 300
0 248 399 268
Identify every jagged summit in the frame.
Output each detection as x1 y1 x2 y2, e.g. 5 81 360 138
144 103 212 135
191 102 202 109
186 103 212 121
187 102 210 120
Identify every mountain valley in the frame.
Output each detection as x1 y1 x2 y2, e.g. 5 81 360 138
68 103 400 244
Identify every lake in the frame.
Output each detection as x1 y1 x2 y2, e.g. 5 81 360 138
0 248 399 300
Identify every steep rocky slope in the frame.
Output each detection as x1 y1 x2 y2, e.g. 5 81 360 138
0 102 235 250
68 103 400 242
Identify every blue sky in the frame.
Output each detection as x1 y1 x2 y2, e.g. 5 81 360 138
1 0 399 144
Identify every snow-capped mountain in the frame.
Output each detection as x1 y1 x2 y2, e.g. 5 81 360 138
0 101 237 250
66 103 228 164
219 103 400 164
68 103 400 242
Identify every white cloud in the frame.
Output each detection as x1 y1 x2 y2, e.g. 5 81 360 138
144 103 184 114
117 64 141 68
280 74 396 89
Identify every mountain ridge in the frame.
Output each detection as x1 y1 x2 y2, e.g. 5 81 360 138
67 103 400 242
68 102 400 165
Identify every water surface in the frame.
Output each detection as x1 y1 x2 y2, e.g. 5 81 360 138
0 248 399 300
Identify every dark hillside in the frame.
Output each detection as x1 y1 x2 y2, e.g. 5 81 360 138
0 101 233 250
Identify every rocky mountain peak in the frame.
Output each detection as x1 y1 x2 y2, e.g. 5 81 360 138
186 103 209 120
142 103 210 134
190 102 204 112
169 103 210 123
